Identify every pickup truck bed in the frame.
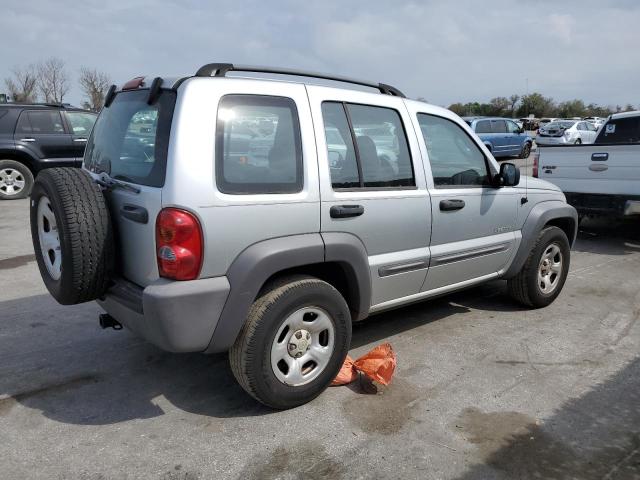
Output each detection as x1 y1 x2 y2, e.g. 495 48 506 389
536 144 640 217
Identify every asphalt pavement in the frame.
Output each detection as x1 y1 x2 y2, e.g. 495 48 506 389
1 194 639 479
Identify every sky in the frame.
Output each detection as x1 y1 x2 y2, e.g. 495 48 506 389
1 0 638 108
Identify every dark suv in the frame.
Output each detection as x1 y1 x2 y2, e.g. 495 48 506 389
0 104 97 199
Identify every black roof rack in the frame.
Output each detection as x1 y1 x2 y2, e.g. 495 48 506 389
194 63 405 98
3 102 75 109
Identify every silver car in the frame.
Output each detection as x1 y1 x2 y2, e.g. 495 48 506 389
29 64 578 409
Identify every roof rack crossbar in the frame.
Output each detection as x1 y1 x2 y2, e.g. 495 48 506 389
194 63 405 98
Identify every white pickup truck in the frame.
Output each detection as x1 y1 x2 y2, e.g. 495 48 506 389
535 111 640 219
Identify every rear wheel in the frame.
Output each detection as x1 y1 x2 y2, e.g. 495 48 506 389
0 160 33 200
574 138 582 145
507 226 570 308
30 168 113 305
229 276 352 409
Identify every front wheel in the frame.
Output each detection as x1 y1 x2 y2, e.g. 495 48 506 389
519 142 532 159
229 276 352 409
574 138 582 145
507 226 570 308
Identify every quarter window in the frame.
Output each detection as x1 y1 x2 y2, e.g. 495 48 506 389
475 120 491 133
216 95 303 194
418 114 491 188
321 102 415 189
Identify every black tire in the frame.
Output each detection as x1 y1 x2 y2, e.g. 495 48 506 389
519 142 532 159
229 276 352 409
507 226 570 308
30 168 113 305
574 139 582 145
0 159 34 200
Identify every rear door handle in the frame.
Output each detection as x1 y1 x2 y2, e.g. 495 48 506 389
21 138 36 142
330 204 364 218
120 204 148 224
440 199 466 211
74 138 87 143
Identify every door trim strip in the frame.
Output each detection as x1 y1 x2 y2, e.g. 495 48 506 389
431 243 510 266
378 259 429 277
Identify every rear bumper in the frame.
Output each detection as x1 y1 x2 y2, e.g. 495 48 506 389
98 276 230 353
565 192 640 217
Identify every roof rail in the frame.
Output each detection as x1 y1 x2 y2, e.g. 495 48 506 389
194 63 406 98
4 102 73 108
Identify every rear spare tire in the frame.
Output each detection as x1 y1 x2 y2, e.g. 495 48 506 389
30 168 113 305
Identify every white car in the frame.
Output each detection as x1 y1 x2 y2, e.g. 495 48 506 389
584 116 606 130
536 120 598 145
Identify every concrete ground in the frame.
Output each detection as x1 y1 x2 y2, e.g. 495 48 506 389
1 195 639 480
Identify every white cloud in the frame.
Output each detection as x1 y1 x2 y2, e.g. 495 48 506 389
1 0 638 107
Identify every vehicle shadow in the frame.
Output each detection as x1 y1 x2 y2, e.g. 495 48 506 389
0 283 526 425
573 216 640 256
454 355 640 480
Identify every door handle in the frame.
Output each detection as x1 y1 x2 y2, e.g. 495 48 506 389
74 138 88 143
330 204 364 219
440 199 466 211
120 204 148 224
21 138 36 142
591 152 608 161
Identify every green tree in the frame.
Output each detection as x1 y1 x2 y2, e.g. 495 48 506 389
516 92 556 118
557 99 586 118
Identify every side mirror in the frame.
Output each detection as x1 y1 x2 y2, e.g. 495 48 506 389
328 150 342 167
519 127 525 134
497 162 520 187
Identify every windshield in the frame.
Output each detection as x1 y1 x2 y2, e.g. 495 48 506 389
545 121 575 129
84 89 176 187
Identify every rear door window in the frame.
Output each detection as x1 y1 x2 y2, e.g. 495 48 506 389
596 117 640 144
216 95 303 194
321 102 415 189
16 111 66 134
84 89 176 187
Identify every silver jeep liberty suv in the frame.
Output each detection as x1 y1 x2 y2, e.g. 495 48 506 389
30 63 578 409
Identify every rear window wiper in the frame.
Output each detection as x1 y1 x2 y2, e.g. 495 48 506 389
96 172 141 194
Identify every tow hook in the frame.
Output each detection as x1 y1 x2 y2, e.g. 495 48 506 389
99 313 123 330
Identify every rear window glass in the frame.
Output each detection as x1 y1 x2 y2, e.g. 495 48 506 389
216 95 303 194
596 117 640 144
84 90 176 187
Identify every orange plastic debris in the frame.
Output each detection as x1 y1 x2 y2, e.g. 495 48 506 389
331 343 397 386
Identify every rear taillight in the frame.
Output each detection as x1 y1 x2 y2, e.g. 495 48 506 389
155 208 203 280
532 151 539 178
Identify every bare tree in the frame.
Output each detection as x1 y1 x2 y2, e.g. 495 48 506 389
509 94 520 116
37 58 69 103
78 67 111 111
4 65 38 102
